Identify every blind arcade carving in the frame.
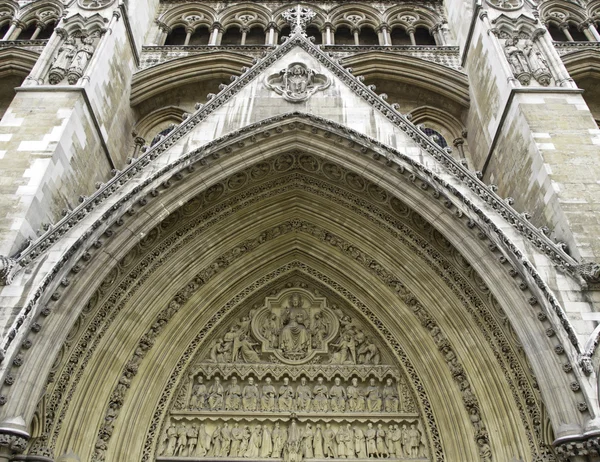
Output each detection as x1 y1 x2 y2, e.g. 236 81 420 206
156 288 430 461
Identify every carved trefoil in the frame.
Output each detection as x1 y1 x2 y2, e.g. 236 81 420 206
156 287 430 461
265 63 331 103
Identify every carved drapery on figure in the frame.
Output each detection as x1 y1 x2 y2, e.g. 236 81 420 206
157 288 429 461
497 32 552 87
48 33 98 85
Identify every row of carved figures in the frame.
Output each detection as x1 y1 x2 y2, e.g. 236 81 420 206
183 376 415 413
159 421 426 460
503 36 552 86
48 34 97 85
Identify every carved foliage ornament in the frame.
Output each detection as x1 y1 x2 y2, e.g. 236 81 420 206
265 62 331 103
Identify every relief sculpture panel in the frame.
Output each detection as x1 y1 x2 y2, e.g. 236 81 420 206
157 288 429 461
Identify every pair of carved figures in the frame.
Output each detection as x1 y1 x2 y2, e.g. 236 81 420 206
48 34 97 85
503 36 552 86
159 421 425 460
188 376 404 414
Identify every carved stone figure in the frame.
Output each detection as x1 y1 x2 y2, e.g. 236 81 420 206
278 377 294 411
175 423 188 456
386 425 395 457
329 377 346 412
285 420 302 462
265 62 331 103
220 424 232 456
357 336 380 365
296 377 312 412
262 377 277 411
243 377 260 411
208 425 221 457
190 375 208 410
208 377 224 410
311 312 329 348
163 423 177 456
477 438 492 462
226 377 242 411
401 425 409 458
245 425 262 458
49 37 77 85
312 377 329 412
260 425 273 458
263 313 280 347
223 325 261 363
347 378 365 412
231 423 243 457
376 424 388 458
67 35 96 85
408 425 421 458
314 424 324 458
382 378 399 413
188 425 199 456
354 426 367 458
329 332 356 364
280 294 311 356
392 425 402 457
504 36 531 85
302 423 314 458
523 40 551 86
366 379 382 412
272 422 285 458
196 423 211 457
365 423 377 458
239 426 251 456
323 423 337 458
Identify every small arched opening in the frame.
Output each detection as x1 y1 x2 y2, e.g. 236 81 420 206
334 25 354 45
221 26 243 45
16 23 37 40
279 25 291 42
164 26 187 45
36 21 56 40
0 21 11 39
360 26 379 45
189 25 210 45
414 27 436 45
245 25 266 45
306 25 322 44
390 26 411 45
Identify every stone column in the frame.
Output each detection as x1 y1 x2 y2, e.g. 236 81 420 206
353 27 360 46
407 27 416 45
157 23 170 45
3 20 23 41
209 22 221 46
560 24 575 41
267 22 276 45
133 136 146 158
24 26 66 86
432 23 446 45
240 27 247 45
378 24 390 45
532 28 575 87
184 26 193 45
79 11 120 85
586 20 600 41
29 23 44 41
324 23 333 45
453 137 466 160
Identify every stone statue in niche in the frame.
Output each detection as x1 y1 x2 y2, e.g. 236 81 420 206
265 62 331 103
225 377 242 411
189 375 207 410
262 377 277 412
504 36 531 85
67 35 96 85
279 377 295 411
48 37 77 85
523 40 552 86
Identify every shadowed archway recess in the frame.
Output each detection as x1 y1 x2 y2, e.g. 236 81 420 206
9 134 579 462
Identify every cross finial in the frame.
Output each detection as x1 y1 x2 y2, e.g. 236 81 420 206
282 4 316 35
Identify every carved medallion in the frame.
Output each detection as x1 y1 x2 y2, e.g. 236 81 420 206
485 0 524 11
77 0 115 10
265 63 331 103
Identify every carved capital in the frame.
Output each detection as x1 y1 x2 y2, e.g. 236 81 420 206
0 417 30 455
555 435 600 458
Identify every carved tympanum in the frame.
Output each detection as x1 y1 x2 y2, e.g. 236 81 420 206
157 287 429 461
265 63 331 103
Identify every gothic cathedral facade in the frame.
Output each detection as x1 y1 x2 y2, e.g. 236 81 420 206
0 0 599 461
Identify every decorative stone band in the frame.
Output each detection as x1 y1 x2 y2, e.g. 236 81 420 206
554 434 600 459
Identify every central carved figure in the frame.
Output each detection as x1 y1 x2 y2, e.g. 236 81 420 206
280 294 311 355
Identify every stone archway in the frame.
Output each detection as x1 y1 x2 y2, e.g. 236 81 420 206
9 146 574 462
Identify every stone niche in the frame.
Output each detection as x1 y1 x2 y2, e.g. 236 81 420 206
157 288 430 461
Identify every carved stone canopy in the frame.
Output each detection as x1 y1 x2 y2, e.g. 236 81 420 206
265 62 331 103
